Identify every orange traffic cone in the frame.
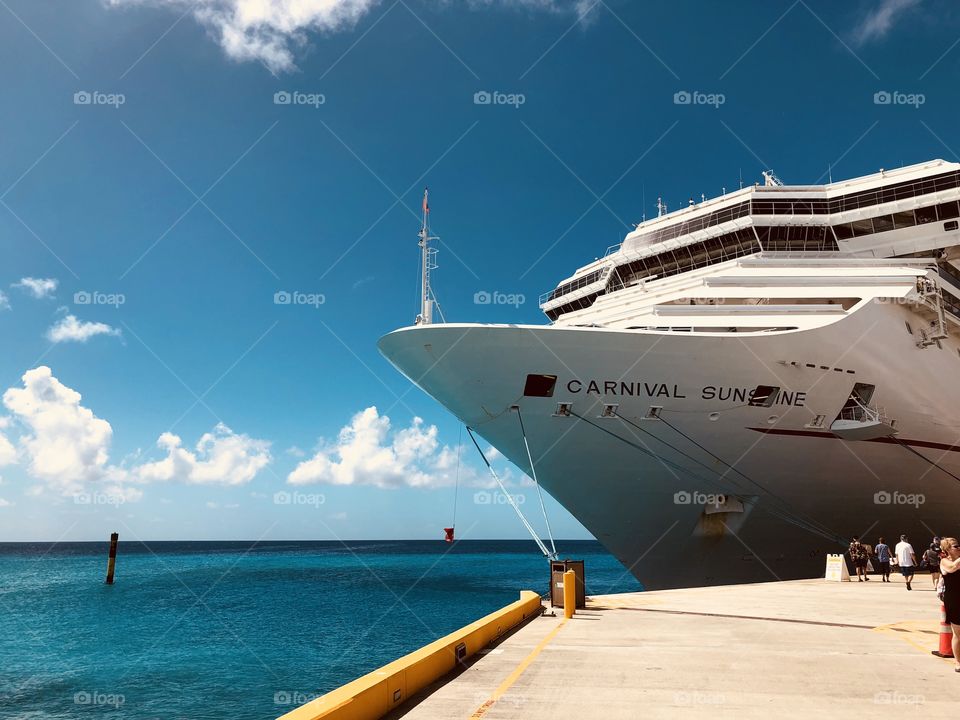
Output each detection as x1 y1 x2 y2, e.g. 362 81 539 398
932 604 954 658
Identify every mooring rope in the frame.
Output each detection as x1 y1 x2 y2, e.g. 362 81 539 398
515 407 558 559
466 426 556 560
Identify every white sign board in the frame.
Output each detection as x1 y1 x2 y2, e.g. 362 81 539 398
825 553 851 582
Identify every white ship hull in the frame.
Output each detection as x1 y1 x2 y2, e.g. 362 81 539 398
379 298 960 589
382 161 960 589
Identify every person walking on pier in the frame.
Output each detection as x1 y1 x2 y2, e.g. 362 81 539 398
937 537 960 671
874 537 891 582
923 543 943 590
895 535 917 591
848 537 869 581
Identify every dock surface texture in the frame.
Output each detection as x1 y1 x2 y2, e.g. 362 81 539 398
388 579 956 719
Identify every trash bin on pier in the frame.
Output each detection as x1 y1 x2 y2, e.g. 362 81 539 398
550 559 585 609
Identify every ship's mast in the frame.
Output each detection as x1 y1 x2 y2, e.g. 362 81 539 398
416 188 438 325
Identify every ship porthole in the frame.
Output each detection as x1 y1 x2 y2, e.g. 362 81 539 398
708 412 720 421
766 415 778 424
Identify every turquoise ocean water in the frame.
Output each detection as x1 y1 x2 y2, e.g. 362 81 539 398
1 540 641 719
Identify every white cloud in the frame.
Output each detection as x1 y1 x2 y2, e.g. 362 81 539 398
12 277 58 299
136 422 271 485
288 406 494 488
107 0 378 73
0 498 11 507
46 314 121 343
0 291 9 311
1 367 271 496
106 0 594 72
852 0 922 45
0 418 15 466
2 366 118 493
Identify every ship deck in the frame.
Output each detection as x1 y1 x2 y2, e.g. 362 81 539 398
387 577 955 719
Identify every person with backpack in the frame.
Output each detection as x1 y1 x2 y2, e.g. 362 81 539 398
874 537 891 582
848 536 869 581
938 537 960 672
923 542 942 589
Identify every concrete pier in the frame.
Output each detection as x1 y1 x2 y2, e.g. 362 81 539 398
388 579 956 719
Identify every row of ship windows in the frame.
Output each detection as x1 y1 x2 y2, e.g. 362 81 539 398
752 170 960 215
548 226 834 317
544 267 606 303
544 229 761 320
633 201 750 245
611 229 760 292
546 210 960 318
832 200 960 239
628 169 960 247
754 226 838 251
546 196 960 318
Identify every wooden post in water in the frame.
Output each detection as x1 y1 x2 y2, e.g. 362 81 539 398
105 532 119 584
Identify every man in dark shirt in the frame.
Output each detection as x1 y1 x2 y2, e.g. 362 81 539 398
875 537 891 582
849 536 869 582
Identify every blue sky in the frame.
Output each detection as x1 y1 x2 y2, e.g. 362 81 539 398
0 0 957 542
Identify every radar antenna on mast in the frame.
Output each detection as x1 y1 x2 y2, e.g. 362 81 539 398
762 170 784 187
415 188 439 325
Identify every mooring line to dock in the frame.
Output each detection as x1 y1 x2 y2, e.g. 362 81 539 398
466 426 557 560
469 618 567 719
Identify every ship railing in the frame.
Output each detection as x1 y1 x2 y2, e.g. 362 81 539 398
539 264 614 307
835 401 886 424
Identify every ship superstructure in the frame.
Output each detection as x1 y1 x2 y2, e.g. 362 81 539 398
380 160 960 589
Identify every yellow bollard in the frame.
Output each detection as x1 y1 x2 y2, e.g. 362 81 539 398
563 569 576 619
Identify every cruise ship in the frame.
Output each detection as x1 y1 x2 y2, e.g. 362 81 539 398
378 160 960 589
